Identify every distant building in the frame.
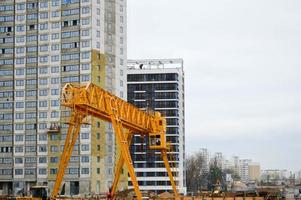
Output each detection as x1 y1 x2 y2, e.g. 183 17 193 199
199 148 210 174
248 162 261 182
261 169 291 184
127 59 186 194
239 159 252 182
232 156 240 178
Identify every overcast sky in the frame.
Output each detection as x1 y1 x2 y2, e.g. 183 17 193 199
127 0 301 171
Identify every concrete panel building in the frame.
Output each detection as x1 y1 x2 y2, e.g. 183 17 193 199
0 0 127 196
248 162 261 182
127 59 186 194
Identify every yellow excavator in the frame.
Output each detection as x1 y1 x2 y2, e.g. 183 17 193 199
46 82 180 200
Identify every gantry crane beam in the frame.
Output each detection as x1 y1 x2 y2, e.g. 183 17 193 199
51 83 179 200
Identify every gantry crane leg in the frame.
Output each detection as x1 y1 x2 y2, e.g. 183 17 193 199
161 149 180 199
109 131 133 199
109 117 142 200
51 111 86 198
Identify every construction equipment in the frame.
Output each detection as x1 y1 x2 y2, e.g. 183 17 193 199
16 186 48 200
50 82 179 200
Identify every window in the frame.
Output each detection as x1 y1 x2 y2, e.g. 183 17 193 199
62 42 79 49
50 157 58 164
81 144 89 151
15 146 23 153
39 67 48 74
51 44 60 51
40 12 48 19
62 0 80 5
81 168 89 174
40 45 48 52
82 52 90 59
82 18 90 25
51 78 59 84
97 8 100 15
51 55 60 62
52 11 59 17
17 3 25 10
39 78 48 85
39 56 48 63
16 102 24 108
15 169 23 175
25 102 36 109
52 33 59 40
82 30 90 36
25 169 36 175
40 1 48 8
39 89 48 96
16 80 24 86
15 157 23 164
39 157 47 163
61 53 80 61
62 8 79 16
52 22 60 29
27 35 37 42
16 15 25 21
39 145 47 152
40 34 49 41
16 36 25 43
39 168 47 175
27 13 38 20
25 146 36 152
16 25 25 32
81 132 89 139
81 156 89 163
61 31 80 38
81 74 90 82
26 68 37 75
82 64 90 70
52 0 59 6
16 69 24 76
25 157 36 163
82 7 90 14
51 89 59 95
15 124 24 130
39 112 47 118
82 41 90 48
50 146 58 152
16 91 24 97
39 123 47 129
50 168 57 175
51 111 59 118
39 23 48 30
51 66 60 73
39 135 47 141
51 100 59 107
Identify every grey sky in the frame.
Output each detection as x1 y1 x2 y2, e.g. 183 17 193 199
127 0 301 171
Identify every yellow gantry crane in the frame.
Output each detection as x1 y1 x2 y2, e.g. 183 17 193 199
51 83 179 200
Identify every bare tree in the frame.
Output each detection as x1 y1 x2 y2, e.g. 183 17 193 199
186 152 208 194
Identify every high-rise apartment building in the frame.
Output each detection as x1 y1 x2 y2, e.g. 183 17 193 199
239 159 252 182
248 162 260 182
0 0 127 196
127 59 186 194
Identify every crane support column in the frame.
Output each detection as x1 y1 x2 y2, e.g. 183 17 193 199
109 131 133 198
51 111 86 198
161 149 180 199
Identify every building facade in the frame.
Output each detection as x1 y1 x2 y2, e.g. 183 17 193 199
248 162 261 182
0 0 127 196
238 159 252 182
127 59 186 194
